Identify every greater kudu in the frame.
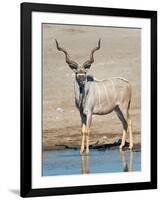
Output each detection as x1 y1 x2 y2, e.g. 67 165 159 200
55 39 133 155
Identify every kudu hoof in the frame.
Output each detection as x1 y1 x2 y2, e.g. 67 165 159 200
129 146 133 151
86 150 89 155
80 150 84 155
119 145 124 151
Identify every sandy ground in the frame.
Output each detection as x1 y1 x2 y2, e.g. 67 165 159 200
42 24 141 150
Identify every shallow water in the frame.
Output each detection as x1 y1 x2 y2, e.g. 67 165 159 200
42 149 141 176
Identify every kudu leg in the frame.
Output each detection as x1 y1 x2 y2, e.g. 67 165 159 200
115 106 128 150
85 127 90 155
120 129 127 150
80 124 86 155
80 114 87 155
127 112 133 150
85 113 92 155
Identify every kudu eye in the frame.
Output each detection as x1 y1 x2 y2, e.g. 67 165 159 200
84 64 91 69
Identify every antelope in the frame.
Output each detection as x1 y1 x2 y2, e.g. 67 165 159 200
55 39 133 155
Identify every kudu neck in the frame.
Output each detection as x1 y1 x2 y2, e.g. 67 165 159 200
75 77 87 94
75 76 86 109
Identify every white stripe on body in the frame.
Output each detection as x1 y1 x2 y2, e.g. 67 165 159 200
102 82 109 103
110 79 115 90
96 84 102 110
110 79 119 104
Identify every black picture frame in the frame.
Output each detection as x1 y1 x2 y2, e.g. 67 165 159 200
20 2 157 198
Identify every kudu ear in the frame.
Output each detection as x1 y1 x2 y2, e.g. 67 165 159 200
55 39 79 72
83 39 101 70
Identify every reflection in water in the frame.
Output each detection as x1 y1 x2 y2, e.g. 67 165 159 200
120 151 133 172
43 149 140 176
80 151 134 174
81 155 90 174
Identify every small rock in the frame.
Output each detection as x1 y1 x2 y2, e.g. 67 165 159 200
115 137 121 143
56 107 64 113
71 73 75 78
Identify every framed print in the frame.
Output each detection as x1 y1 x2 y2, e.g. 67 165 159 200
20 2 157 197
